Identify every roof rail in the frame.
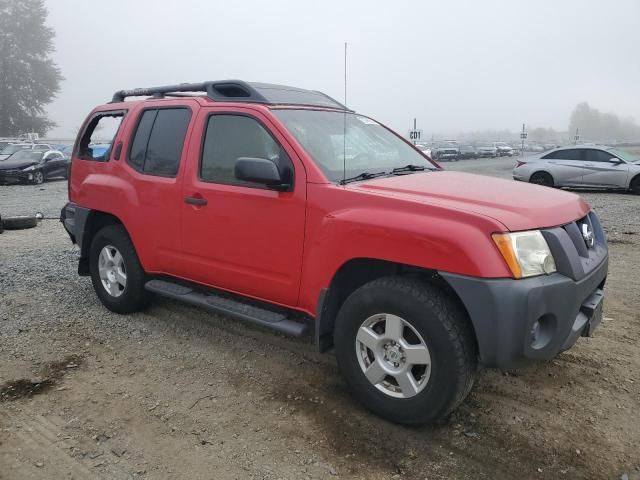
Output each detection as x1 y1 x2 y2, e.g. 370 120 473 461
112 80 268 103
111 80 350 110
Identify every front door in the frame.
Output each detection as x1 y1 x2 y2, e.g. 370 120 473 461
581 149 629 188
180 107 306 306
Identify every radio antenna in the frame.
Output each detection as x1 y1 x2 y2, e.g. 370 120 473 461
342 41 347 185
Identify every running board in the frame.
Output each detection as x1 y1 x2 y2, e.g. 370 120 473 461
144 279 309 337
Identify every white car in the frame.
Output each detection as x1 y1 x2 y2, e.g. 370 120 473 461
513 145 640 193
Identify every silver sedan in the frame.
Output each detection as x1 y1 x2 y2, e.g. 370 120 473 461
513 145 640 194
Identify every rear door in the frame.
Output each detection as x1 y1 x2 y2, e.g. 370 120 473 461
179 106 306 306
581 148 629 188
542 148 586 186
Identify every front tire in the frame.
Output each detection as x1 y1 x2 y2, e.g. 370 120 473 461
631 175 640 195
32 169 44 185
89 224 152 313
334 276 477 425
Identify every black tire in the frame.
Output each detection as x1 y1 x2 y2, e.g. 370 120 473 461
529 171 554 187
89 224 152 314
2 215 38 230
32 169 44 185
334 276 477 425
631 175 640 195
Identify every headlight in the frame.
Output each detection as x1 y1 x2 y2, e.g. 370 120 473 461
492 230 556 278
22 165 36 171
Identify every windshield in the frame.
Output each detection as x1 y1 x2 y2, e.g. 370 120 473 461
609 148 639 163
7 150 43 162
273 109 437 182
1 144 30 155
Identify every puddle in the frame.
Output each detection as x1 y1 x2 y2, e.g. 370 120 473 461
0 354 84 402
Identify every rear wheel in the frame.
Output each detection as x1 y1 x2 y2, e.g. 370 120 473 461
89 224 151 313
530 171 554 187
334 276 477 425
631 175 640 195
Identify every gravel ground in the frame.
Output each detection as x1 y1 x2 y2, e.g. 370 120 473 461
1 160 639 479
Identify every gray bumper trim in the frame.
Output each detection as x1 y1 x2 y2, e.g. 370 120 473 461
440 255 608 369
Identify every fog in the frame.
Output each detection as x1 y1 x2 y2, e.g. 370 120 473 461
44 0 640 139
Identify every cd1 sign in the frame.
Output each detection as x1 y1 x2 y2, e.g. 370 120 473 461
408 129 423 143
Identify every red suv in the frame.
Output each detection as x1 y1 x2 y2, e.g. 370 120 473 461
61 80 608 424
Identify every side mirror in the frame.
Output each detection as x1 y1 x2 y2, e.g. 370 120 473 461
235 157 290 190
608 157 621 164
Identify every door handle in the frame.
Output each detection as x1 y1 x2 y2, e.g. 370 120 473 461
584 163 594 167
184 196 208 206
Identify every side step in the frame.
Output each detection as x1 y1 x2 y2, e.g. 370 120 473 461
144 279 309 337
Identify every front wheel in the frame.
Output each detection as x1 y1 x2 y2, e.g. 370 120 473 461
334 276 477 425
631 175 640 195
89 224 152 313
32 169 44 185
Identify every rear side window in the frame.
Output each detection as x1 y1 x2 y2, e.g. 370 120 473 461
78 111 126 161
200 114 293 187
128 108 191 177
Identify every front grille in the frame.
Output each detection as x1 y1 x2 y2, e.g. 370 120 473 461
542 211 607 281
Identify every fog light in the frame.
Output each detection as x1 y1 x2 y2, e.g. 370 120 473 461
530 314 556 350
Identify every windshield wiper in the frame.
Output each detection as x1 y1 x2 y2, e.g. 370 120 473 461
339 171 388 185
391 164 427 174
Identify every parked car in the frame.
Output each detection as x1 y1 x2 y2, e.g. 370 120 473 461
59 145 74 159
475 143 497 158
432 144 459 161
493 142 514 157
457 145 477 159
0 143 52 161
0 149 69 184
513 145 640 193
61 79 608 425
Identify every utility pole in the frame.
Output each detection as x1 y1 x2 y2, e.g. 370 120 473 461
413 118 417 145
520 123 527 157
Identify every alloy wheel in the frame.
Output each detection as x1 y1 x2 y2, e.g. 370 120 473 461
98 245 127 297
355 313 431 398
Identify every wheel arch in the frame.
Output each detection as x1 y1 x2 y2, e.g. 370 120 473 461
629 172 640 192
77 210 127 276
315 258 479 355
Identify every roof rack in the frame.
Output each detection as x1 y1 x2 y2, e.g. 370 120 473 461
111 80 351 111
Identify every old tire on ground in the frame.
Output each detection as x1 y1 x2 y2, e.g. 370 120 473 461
530 171 554 187
334 276 477 425
2 215 38 230
89 224 152 314
631 175 640 195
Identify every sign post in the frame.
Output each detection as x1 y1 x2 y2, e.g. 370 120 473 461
408 118 423 145
520 123 527 157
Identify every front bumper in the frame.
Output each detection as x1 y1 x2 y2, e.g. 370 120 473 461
0 170 33 184
441 255 607 369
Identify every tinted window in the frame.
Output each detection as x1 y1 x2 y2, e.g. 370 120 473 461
585 149 616 162
544 149 583 160
128 108 191 177
200 115 292 187
129 110 156 171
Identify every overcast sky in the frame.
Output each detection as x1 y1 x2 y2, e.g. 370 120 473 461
44 0 640 139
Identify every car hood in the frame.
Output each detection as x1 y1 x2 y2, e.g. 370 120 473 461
351 171 590 231
0 159 38 170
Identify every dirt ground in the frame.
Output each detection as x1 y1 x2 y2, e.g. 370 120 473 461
1 158 639 479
